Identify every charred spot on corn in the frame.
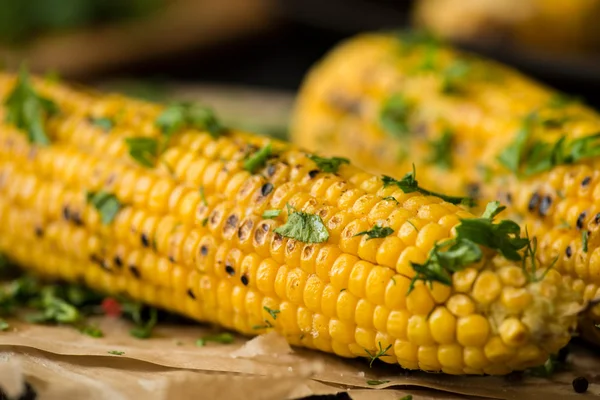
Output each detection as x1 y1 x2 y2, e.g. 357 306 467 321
273 205 329 244
129 265 141 279
308 154 350 173
382 196 399 204
308 169 320 179
577 212 587 230
140 234 150 248
354 225 394 241
114 256 123 268
225 264 235 276
539 195 552 217
241 275 249 286
244 143 272 174
186 289 196 300
199 245 209 256
260 183 274 196
86 191 121 225
4 65 58 146
382 164 475 206
528 192 540 212
89 117 114 132
581 176 592 187
34 227 43 237
124 137 159 168
565 246 573 258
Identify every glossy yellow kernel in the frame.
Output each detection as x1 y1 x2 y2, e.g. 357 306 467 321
484 336 516 363
438 344 464 370
303 274 324 313
428 307 456 345
321 284 339 318
513 344 544 368
406 284 435 316
396 246 427 277
348 260 373 299
355 299 375 329
387 310 409 340
330 253 358 290
329 319 356 344
296 306 313 333
394 339 419 368
416 223 449 252
452 268 478 293
497 266 527 287
385 208 414 231
315 245 342 283
471 271 502 305
355 327 376 350
336 290 358 323
364 266 394 305
500 287 532 314
340 219 370 255
457 315 490 347
498 318 529 347
383 275 409 311
376 236 404 268
429 281 452 304
407 315 435 346
274 265 289 300
300 243 318 274
286 268 307 305
418 345 441 371
373 305 390 333
463 346 489 369
446 294 475 317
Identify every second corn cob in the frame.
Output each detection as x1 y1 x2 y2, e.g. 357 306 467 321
0 71 581 374
292 32 600 317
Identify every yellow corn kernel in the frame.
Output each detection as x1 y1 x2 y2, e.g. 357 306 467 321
457 315 490 347
446 294 475 317
429 307 456 345
471 271 502 305
406 285 435 316
484 336 517 363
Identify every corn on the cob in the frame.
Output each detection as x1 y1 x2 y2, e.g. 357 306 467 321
0 72 580 375
291 32 600 316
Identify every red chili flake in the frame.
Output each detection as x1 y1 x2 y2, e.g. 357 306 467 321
101 297 122 317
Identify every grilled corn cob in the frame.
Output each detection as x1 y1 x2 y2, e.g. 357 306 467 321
292 32 600 317
0 71 581 375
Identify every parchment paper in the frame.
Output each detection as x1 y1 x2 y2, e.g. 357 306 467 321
0 316 598 400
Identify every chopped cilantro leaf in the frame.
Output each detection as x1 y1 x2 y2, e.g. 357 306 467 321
4 66 58 145
196 332 234 347
89 117 114 132
262 209 281 219
583 230 589 253
86 191 121 225
243 143 272 173
274 205 329 244
308 154 349 173
497 113 536 173
427 128 453 169
79 324 104 338
366 380 390 386
119 299 158 339
441 60 470 94
124 137 158 168
379 94 412 138
521 233 557 283
108 350 124 355
382 165 474 206
354 225 394 241
199 186 207 206
156 103 224 139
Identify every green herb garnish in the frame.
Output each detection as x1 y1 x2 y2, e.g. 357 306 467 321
400 396 413 400
523 133 600 176
86 191 121 225
427 128 453 169
382 165 474 206
379 94 412 138
108 350 124 356
354 225 394 241
89 117 114 132
497 113 536 173
366 380 390 386
252 320 273 330
583 230 589 253
4 66 58 145
441 60 470 94
156 102 224 139
308 154 349 173
520 233 556 283
364 342 392 368
243 143 272 173
0 319 9 331
79 324 104 338
273 205 329 244
199 186 207 206
264 306 280 320
196 332 235 347
120 299 158 339
262 209 281 219
124 137 159 168
382 196 399 204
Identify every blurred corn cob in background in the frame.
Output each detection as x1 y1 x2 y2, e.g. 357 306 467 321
292 32 600 325
0 71 582 374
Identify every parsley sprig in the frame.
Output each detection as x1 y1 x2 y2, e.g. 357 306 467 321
364 342 392 367
379 94 412 138
354 225 394 241
86 191 121 225
273 205 329 244
408 202 529 293
382 165 474 206
196 332 234 347
4 66 58 145
243 143 272 173
156 102 224 139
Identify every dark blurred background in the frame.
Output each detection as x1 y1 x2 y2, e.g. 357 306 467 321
2 0 600 106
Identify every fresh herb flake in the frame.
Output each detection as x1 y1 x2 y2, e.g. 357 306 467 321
0 319 9 331
199 186 207 206
90 117 114 132
497 113 536 173
379 94 412 138
382 165 474 206
273 205 329 243
86 191 121 225
366 380 390 386
382 196 399 204
441 60 470 94
196 332 235 347
156 103 224 139
427 128 453 169
583 230 589 253
364 342 392 368
308 154 349 173
124 137 159 168
108 350 125 355
354 225 394 241
400 396 413 400
262 209 281 219
244 143 272 174
264 306 280 320
79 324 104 338
4 65 58 145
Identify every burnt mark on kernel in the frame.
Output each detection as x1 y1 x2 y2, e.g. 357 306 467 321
254 223 270 244
225 214 239 231
539 196 552 217
141 233 150 248
63 206 71 221
466 183 480 199
241 275 249 286
200 245 209 256
260 183 274 197
528 192 540 212
71 212 84 226
308 169 320 179
169 255 176 263
225 264 235 275
238 219 254 241
595 213 600 225
129 265 141 279
34 227 44 237
186 288 196 300
577 212 587 230
266 163 277 177
566 246 573 258
581 176 592 187
113 256 123 268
